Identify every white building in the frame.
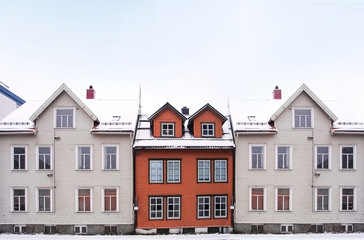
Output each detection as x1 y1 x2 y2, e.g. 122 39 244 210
0 84 138 234
0 83 25 120
230 84 364 234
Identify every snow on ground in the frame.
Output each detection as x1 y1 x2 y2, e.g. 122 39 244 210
0 233 363 240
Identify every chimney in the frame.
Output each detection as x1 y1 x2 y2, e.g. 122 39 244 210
86 85 95 99
272 86 281 100
181 106 189 115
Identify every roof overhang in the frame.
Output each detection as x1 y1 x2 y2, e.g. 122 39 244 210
0 129 36 135
90 129 133 135
235 130 278 135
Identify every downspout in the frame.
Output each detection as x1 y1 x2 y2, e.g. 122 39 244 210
310 128 316 213
53 129 57 214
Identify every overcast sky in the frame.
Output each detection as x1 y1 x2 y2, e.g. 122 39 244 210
1 0 364 115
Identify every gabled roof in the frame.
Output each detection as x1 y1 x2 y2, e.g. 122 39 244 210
188 103 228 124
270 84 338 122
0 84 25 106
30 83 98 122
148 102 187 122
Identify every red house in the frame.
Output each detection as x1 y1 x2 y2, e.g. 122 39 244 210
134 103 235 234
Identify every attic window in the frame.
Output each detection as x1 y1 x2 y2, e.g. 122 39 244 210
112 116 121 121
161 123 175 137
55 108 75 128
248 116 256 121
293 108 313 128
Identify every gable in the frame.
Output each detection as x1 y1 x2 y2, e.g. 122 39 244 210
150 105 185 138
191 108 224 138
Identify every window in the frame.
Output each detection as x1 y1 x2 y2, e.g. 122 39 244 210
103 145 118 170
77 189 92 212
202 123 215 137
37 146 52 170
214 160 227 182
55 108 74 128
316 146 330 170
250 145 265 169
276 146 291 170
76 146 92 170
281 224 293 233
167 160 180 183
149 197 163 219
167 197 180 219
198 160 210 182
12 188 26 212
276 188 291 211
12 146 26 170
341 187 355 211
103 188 118 212
214 196 227 218
44 225 56 234
251 188 265 211
341 146 355 170
150 160 163 183
316 188 330 211
294 108 312 128
38 189 52 212
74 225 87 235
311 224 324 233
161 123 174 137
197 196 210 219
14 225 26 234
342 224 354 233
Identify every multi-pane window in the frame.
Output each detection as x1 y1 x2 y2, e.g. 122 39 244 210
167 160 180 183
277 146 291 169
202 123 215 137
167 197 180 219
277 188 291 211
341 188 355 211
74 225 87 235
316 146 329 169
250 145 265 169
251 188 265 211
214 196 227 218
77 146 91 170
161 123 174 137
198 160 210 182
150 160 163 183
214 160 227 182
149 197 163 219
77 189 91 212
37 146 51 170
341 146 355 170
12 146 26 170
342 224 354 233
281 224 293 233
316 188 329 211
104 189 117 212
13 188 26 212
103 146 118 170
197 196 210 219
38 189 51 212
55 108 74 128
294 108 312 128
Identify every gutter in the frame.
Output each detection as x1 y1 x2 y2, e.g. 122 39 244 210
331 129 364 135
90 129 134 135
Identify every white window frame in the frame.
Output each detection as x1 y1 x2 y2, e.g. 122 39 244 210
340 145 356 170
54 107 75 129
198 160 211 182
102 145 119 170
275 187 292 212
314 187 331 212
197 196 210 219
214 160 227 182
315 146 331 170
214 196 227 218
161 123 175 137
74 225 87 235
102 188 119 212
201 123 215 137
149 160 163 183
249 145 266 170
149 197 163 220
75 146 93 170
36 188 53 213
167 160 180 183
275 145 292 170
293 107 314 128
167 196 181 219
249 187 266 211
14 225 26 234
340 186 356 212
281 224 294 233
11 187 27 212
75 188 93 213
342 224 354 233
11 146 27 171
36 146 53 170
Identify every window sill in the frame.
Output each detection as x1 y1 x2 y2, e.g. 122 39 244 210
102 169 119 171
76 169 93 171
249 168 266 171
11 169 28 172
275 169 292 171
340 169 356 171
102 211 119 213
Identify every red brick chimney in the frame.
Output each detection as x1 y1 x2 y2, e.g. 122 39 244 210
273 86 281 99
86 85 95 99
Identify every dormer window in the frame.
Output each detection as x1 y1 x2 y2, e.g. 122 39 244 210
55 108 75 128
293 108 313 128
202 123 215 137
161 123 175 137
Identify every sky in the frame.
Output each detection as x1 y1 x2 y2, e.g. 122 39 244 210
1 0 364 115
